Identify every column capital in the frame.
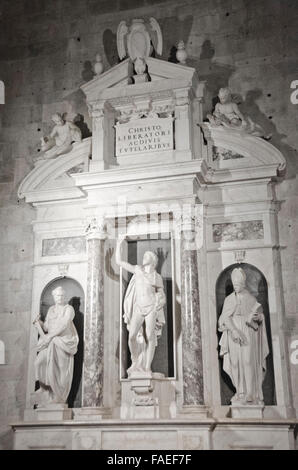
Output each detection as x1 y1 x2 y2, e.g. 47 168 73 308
85 217 107 240
174 204 202 231
174 87 190 106
87 100 106 119
173 204 203 250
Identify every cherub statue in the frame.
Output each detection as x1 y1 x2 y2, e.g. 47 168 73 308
40 113 82 160
207 88 271 139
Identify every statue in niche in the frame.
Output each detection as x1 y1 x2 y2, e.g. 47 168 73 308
218 268 269 405
39 113 82 160
207 87 271 139
116 236 166 376
33 286 79 405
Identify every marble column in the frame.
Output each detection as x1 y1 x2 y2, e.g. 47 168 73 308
180 216 204 406
82 218 106 408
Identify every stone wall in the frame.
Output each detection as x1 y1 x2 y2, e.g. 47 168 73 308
0 0 297 449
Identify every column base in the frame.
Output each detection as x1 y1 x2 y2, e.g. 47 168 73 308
73 407 111 421
89 160 109 172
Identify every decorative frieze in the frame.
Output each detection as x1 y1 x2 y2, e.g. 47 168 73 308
213 146 244 162
42 237 86 257
213 220 264 243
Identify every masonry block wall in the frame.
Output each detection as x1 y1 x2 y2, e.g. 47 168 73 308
0 0 297 449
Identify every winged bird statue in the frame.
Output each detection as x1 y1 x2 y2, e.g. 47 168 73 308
117 18 163 62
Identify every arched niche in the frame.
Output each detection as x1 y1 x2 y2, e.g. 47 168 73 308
38 277 85 408
216 263 276 406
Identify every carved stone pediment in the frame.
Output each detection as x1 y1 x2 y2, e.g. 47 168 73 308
18 138 91 203
203 124 286 180
81 57 203 103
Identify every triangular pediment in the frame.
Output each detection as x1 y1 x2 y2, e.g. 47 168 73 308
81 57 199 102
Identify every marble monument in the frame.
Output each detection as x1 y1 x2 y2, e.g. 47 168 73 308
12 16 296 450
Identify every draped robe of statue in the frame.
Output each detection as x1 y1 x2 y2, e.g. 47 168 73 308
35 304 79 403
123 266 166 372
218 288 269 404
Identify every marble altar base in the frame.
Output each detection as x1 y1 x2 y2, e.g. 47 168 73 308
11 418 296 450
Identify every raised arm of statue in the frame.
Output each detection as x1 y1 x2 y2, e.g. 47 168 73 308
115 236 136 274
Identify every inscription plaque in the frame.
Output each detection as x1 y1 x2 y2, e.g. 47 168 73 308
116 117 173 157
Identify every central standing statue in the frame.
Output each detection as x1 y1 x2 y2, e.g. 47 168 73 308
116 236 166 376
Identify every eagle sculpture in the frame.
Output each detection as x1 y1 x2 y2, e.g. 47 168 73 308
117 18 163 62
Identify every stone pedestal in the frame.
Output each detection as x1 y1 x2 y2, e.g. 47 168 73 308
129 373 158 419
35 404 72 421
230 405 264 419
178 405 210 419
121 375 177 420
74 407 111 421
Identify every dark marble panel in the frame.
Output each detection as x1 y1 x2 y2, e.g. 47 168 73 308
42 236 86 256
213 220 264 243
